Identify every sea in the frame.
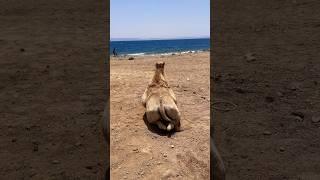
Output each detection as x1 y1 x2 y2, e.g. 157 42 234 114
110 38 210 56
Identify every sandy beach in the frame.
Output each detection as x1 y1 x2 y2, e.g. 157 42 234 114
110 52 210 179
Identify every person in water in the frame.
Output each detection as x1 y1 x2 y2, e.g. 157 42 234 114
113 48 118 57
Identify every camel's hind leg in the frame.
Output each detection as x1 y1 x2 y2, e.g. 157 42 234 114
145 97 161 124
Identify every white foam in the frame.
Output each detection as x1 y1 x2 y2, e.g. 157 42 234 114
127 53 145 56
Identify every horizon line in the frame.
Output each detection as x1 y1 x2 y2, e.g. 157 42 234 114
110 36 210 42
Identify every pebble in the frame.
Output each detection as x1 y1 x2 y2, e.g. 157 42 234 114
244 52 256 62
279 147 285 152
277 92 284 97
52 160 60 164
171 145 174 148
162 169 175 179
240 154 248 159
311 115 320 123
187 78 190 81
291 111 304 119
292 115 303 122
265 96 274 103
263 131 272 135
123 176 127 179
163 153 167 157
11 138 17 142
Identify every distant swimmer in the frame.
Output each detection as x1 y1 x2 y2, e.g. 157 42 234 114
113 48 118 57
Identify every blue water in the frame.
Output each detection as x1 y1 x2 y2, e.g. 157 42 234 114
110 38 210 56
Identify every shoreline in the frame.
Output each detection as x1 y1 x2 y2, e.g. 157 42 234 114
110 50 210 60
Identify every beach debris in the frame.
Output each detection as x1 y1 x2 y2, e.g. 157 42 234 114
244 52 256 62
263 131 272 135
311 115 320 123
128 57 134 60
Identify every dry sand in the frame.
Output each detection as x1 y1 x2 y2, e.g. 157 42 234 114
213 0 320 179
0 0 107 179
110 52 210 179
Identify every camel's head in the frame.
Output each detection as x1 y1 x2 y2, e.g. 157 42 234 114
155 61 165 69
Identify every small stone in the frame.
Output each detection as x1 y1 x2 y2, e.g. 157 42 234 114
263 131 272 135
11 138 17 142
235 88 245 94
277 92 284 97
85 166 93 170
244 52 256 62
33 144 39 152
279 147 285 152
291 112 304 119
157 161 161 165
265 96 274 103
187 78 190 81
311 115 320 123
292 115 303 122
123 176 127 179
171 145 174 148
288 83 300 91
76 142 82 146
52 160 60 164
128 57 134 60
162 169 175 179
163 153 167 157
20 48 25 52
240 154 248 159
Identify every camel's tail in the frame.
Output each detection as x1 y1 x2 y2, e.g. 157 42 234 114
159 98 175 131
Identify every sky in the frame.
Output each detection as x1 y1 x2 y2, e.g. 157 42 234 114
110 0 210 40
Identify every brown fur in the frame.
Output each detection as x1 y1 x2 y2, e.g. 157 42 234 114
142 62 181 131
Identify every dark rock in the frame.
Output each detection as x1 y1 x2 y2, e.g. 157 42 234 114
244 52 256 62
128 57 134 60
236 88 245 94
311 115 320 123
263 131 272 135
291 111 304 119
265 96 274 103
